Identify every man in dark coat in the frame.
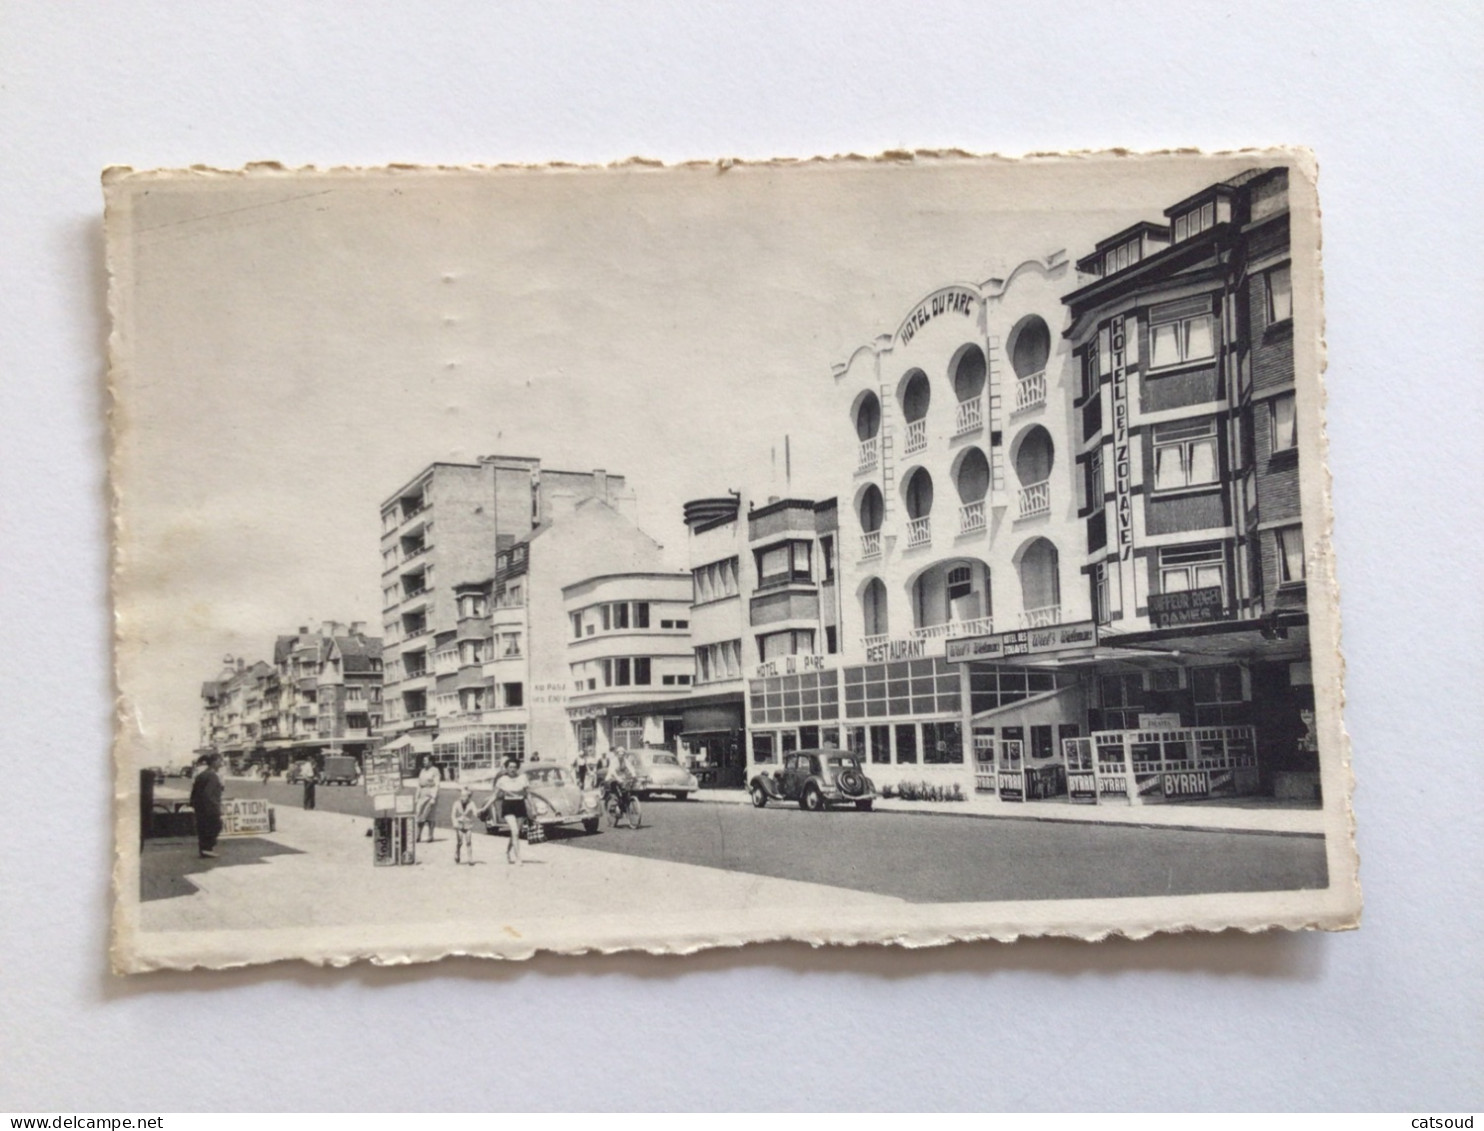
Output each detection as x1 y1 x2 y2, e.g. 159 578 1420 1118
190 753 225 858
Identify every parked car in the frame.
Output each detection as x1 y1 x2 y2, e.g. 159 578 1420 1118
749 749 877 811
630 747 699 800
319 755 360 785
481 764 603 837
286 760 317 785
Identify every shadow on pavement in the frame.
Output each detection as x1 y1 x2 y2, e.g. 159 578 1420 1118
139 837 305 903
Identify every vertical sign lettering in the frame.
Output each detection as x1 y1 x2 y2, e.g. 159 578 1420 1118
1111 315 1132 562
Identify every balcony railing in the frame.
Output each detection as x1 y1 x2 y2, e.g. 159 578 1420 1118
1018 480 1051 519
1014 369 1047 414
856 435 879 473
861 633 889 653
904 418 927 455
947 615 995 639
906 515 931 548
959 499 987 535
909 622 954 641
860 530 881 559
1021 605 1061 629
955 398 983 435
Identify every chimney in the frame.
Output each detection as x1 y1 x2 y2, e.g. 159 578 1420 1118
349 621 366 636
298 625 309 636
593 469 608 500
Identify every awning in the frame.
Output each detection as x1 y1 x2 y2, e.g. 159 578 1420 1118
383 732 434 755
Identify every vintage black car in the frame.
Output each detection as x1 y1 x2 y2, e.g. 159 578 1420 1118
749 749 877 811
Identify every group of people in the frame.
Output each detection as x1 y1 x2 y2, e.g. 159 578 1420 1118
410 748 642 867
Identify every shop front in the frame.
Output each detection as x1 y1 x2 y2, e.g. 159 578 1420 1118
678 698 747 789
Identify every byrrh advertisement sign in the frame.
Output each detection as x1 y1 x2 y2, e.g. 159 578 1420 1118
946 620 1098 663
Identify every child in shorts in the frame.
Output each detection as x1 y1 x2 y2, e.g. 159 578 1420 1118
451 786 479 865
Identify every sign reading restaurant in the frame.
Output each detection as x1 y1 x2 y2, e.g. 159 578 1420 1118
945 620 1098 663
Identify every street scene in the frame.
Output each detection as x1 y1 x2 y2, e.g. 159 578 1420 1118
109 152 1355 968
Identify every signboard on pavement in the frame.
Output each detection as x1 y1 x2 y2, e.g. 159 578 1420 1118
222 797 273 836
363 748 401 796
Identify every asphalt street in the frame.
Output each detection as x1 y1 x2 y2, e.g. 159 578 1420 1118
217 778 1328 904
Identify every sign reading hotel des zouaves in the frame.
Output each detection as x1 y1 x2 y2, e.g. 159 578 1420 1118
1110 314 1133 562
945 620 1098 663
897 286 978 346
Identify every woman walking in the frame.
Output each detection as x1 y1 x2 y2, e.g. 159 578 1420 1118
489 758 531 865
414 756 440 843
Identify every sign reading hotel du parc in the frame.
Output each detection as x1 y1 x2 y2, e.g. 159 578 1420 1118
945 621 1099 663
106 151 1356 974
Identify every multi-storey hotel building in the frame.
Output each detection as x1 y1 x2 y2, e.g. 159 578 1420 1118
377 456 626 774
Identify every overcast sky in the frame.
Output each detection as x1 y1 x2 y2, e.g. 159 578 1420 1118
111 154 1265 759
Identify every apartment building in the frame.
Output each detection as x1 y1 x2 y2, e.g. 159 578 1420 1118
377 456 628 773
198 657 271 765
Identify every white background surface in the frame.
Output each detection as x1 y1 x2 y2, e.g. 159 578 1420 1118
1 0 1480 1113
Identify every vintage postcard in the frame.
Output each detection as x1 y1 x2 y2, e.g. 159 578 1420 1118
107 150 1358 972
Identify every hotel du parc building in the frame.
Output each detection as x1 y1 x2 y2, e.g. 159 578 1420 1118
684 164 1318 807
207 166 1315 809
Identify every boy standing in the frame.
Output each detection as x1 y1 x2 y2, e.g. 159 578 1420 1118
451 786 479 865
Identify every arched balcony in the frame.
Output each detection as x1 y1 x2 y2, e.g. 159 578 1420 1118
857 483 884 560
899 369 931 455
854 390 882 474
954 447 990 535
1016 537 1061 627
902 467 934 549
951 344 987 436
910 559 993 642
1012 425 1054 519
1008 314 1052 415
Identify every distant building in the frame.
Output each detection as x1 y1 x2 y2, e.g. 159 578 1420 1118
198 657 271 765
376 456 629 774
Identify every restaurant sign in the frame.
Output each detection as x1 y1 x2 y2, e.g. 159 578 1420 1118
945 620 1098 663
1148 586 1227 628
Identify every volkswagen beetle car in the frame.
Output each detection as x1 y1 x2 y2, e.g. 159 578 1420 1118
481 763 603 837
630 747 700 800
749 749 877 811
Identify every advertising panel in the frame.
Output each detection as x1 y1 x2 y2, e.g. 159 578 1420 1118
945 620 1098 663
221 797 273 836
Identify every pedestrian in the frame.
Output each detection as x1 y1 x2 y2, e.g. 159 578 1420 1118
414 755 440 843
451 786 479 865
189 753 225 859
488 757 531 865
302 761 317 811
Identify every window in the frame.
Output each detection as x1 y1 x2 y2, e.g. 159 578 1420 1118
502 633 522 657
845 658 962 720
752 733 776 764
1269 394 1297 452
1081 339 1101 400
755 540 812 587
1276 525 1306 584
1101 237 1142 276
1266 264 1292 323
1173 200 1216 242
612 602 630 630
571 613 583 639
634 657 651 685
820 536 835 582
758 629 815 661
825 625 838 654
1149 299 1215 368
502 682 523 708
614 658 631 686
1092 562 1114 625
1153 417 1219 491
601 659 612 687
1160 543 1226 596
345 686 363 701
894 723 919 764
600 605 610 632
922 721 965 764
660 618 690 630
693 557 740 604
695 640 742 684
946 566 973 602
634 602 650 629
1085 446 1105 510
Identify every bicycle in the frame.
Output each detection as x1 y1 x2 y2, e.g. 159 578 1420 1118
602 780 642 830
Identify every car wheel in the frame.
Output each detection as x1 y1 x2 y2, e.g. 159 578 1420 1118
582 817 600 834
676 792 691 801
801 785 825 812
855 800 874 811
749 784 768 808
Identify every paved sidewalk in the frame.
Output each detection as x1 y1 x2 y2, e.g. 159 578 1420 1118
139 803 902 935
692 788 1327 835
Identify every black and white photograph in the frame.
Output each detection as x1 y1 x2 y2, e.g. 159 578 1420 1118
107 152 1357 970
